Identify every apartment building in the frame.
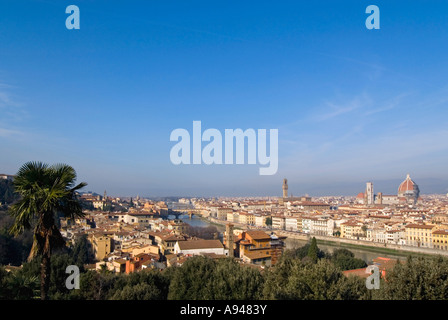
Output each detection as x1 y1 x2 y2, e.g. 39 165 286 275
227 212 236 223
340 221 364 239
239 212 255 225
310 218 334 236
405 224 436 248
234 230 286 266
254 214 269 228
217 207 233 220
301 216 313 234
433 229 448 250
272 215 286 230
285 216 299 231
90 233 113 261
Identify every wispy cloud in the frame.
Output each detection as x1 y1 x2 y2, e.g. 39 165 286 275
0 127 24 137
0 91 14 107
314 92 372 122
363 92 410 116
0 80 28 140
0 81 27 122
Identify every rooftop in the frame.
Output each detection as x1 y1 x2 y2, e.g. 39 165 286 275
177 239 224 250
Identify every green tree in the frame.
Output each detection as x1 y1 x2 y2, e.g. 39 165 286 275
0 179 20 205
330 248 367 271
8 162 87 300
110 270 170 300
205 258 264 300
378 255 448 300
69 270 116 300
265 217 272 227
2 269 40 300
167 256 264 300
262 257 368 300
0 211 33 266
283 241 326 262
71 234 91 266
307 237 319 263
168 256 216 300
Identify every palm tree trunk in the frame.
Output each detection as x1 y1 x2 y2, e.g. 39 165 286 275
41 252 51 300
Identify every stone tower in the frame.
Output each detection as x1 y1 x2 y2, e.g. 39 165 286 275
282 178 288 198
225 224 234 258
366 182 374 206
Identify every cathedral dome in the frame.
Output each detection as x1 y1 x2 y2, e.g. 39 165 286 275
398 174 417 194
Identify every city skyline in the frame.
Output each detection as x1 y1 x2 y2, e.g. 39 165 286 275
50 174 447 199
1 1 448 197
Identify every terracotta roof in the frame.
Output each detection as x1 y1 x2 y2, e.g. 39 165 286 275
243 250 271 260
342 268 369 278
405 224 435 229
433 230 448 235
398 174 417 193
245 230 272 240
177 239 224 250
113 259 127 265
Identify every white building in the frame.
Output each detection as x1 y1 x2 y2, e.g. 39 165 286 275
386 230 404 244
301 217 312 234
310 218 334 236
285 217 299 231
173 239 228 256
375 229 387 243
272 215 286 230
217 208 232 220
254 214 268 228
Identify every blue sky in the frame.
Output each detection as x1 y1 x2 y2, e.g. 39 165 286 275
1 0 448 197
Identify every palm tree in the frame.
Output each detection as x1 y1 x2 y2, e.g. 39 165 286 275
8 161 87 300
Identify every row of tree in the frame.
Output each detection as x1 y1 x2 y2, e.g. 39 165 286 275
4 235 448 300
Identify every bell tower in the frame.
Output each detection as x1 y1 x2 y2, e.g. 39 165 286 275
225 224 234 258
282 178 288 199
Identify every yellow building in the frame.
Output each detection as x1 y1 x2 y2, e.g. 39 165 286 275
227 212 235 222
296 216 303 232
122 244 160 256
239 212 255 225
405 224 435 248
90 233 113 261
235 230 286 266
433 229 448 250
217 208 232 220
340 221 363 239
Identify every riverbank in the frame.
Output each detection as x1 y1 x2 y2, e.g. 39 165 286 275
197 215 448 260
309 237 436 260
280 231 448 259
